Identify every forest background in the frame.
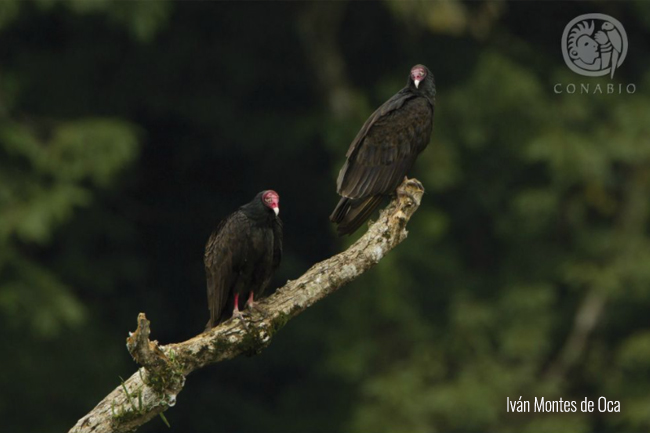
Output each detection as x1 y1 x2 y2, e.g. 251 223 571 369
2 1 650 432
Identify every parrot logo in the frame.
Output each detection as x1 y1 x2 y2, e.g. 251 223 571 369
561 14 628 78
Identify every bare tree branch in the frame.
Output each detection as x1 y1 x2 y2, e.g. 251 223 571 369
544 288 606 380
69 178 425 433
544 166 649 381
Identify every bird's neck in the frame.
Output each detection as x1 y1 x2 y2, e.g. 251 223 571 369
406 84 436 105
241 205 275 225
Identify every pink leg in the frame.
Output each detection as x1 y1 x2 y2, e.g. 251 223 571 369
246 292 266 316
230 293 248 327
232 293 242 316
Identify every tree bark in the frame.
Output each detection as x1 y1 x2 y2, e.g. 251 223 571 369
69 178 424 433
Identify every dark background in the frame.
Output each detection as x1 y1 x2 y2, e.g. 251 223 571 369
2 1 650 432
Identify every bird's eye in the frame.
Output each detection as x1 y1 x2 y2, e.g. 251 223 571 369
265 197 272 203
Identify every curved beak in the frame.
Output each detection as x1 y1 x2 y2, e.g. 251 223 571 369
273 206 279 216
414 79 421 89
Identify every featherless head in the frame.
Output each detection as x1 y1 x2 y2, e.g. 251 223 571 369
410 65 427 88
408 64 435 99
261 190 280 215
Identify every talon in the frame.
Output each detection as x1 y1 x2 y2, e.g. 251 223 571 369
397 189 419 206
231 293 249 328
232 310 250 329
248 303 268 318
246 292 268 318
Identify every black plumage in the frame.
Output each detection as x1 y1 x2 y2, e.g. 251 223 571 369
204 190 282 329
330 64 436 236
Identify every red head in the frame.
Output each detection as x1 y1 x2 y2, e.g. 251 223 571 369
410 65 427 89
262 190 280 216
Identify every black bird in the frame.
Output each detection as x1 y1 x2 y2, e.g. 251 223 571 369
204 190 282 329
330 64 436 236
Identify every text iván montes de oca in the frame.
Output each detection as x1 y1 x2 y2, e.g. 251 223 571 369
507 396 620 413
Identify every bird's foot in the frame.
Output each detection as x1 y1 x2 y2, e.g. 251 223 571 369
401 176 424 191
397 178 424 206
401 176 423 189
410 178 424 191
245 292 267 318
247 301 268 319
231 309 250 329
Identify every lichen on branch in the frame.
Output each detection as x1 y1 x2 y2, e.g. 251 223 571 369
69 177 425 433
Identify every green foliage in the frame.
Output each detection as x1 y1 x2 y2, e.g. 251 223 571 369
0 0 19 31
320 6 650 433
0 116 139 337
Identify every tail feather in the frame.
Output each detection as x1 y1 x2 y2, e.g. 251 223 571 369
330 197 352 224
330 195 384 236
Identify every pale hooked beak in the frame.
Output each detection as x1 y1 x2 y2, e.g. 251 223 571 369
273 206 279 216
414 79 420 88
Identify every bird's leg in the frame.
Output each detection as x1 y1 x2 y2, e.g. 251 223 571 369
246 292 268 318
232 293 242 317
231 293 249 328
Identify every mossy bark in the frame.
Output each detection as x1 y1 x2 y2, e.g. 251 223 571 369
69 178 424 433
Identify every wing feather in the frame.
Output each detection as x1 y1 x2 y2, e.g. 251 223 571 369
204 212 248 329
337 96 433 199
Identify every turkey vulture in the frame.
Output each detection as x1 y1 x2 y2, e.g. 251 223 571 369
204 190 282 329
330 64 436 236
